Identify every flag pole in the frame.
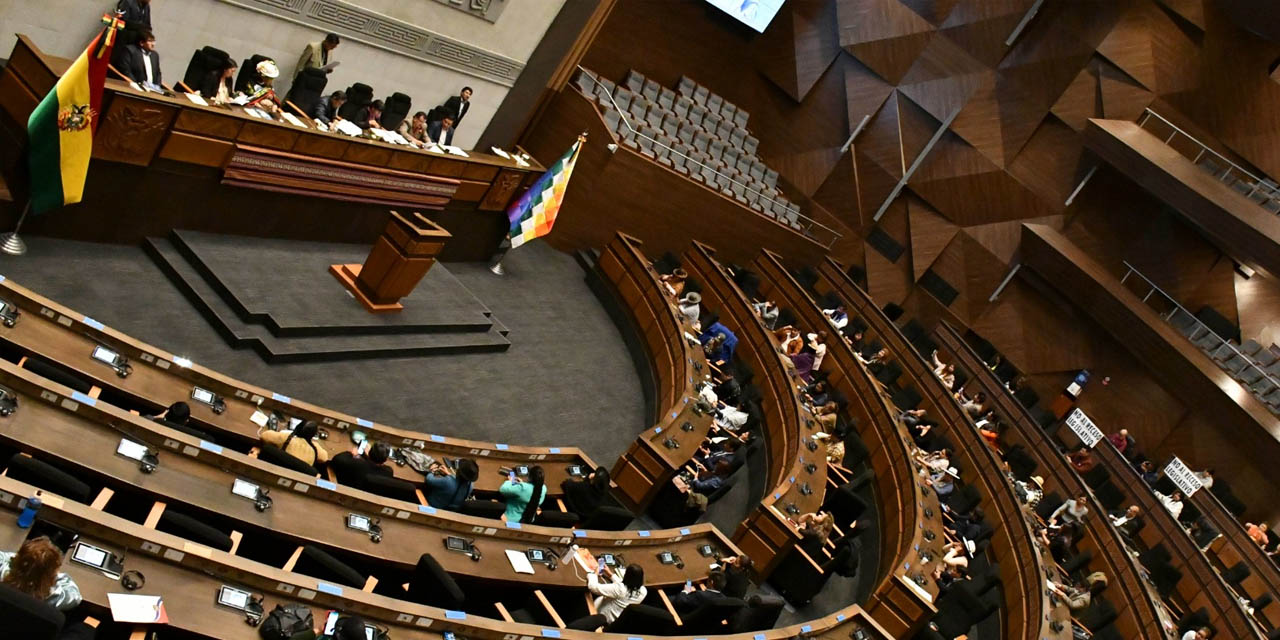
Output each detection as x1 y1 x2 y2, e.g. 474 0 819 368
488 237 511 275
1 201 33 256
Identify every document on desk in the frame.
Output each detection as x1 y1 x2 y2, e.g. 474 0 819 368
108 593 169 623
423 143 445 154
184 93 209 106
281 112 309 128
334 119 364 137
250 410 270 428
505 549 535 575
490 146 511 159
443 145 470 158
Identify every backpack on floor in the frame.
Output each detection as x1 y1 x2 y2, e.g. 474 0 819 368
259 603 314 640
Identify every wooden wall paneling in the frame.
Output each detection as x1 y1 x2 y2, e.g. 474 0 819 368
755 0 843 103
897 32 990 128
1005 115 1087 209
1049 57 1103 133
934 0 1037 68
837 0 937 85
895 92 943 168
1097 61 1155 122
910 128 1054 227
1234 272 1280 350
907 197 958 280
1153 410 1277 523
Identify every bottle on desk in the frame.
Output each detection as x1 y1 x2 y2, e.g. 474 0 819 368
17 491 42 528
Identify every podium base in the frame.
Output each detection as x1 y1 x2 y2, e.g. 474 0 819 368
329 264 405 313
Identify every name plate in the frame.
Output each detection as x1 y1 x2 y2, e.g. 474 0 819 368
1064 408 1104 448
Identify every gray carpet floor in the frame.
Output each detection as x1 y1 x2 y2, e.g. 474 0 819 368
0 236 644 465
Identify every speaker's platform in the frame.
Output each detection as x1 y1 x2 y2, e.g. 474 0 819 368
144 230 509 362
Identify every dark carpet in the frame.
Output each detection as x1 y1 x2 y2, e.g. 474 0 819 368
0 236 644 464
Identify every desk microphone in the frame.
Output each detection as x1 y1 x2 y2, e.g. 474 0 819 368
254 488 273 513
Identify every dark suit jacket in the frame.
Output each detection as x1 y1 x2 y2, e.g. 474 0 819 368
117 0 152 29
119 44 161 86
671 588 731 613
199 73 233 101
427 120 454 146
330 451 393 488
312 98 340 124
442 95 469 126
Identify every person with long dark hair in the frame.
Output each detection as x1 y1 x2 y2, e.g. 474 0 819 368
500 465 546 523
561 466 610 517
423 458 479 510
259 419 329 467
568 563 647 630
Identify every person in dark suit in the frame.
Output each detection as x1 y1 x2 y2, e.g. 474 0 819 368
330 443 393 487
719 554 753 599
116 0 152 30
312 90 345 124
560 466 610 517
436 86 471 143
671 571 731 612
426 115 454 146
119 31 162 89
200 57 238 105
355 99 383 129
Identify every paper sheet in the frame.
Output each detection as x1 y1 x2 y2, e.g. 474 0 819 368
505 549 535 574
513 154 530 167
573 547 599 574
281 112 308 128
334 119 364 137
442 145 469 158
107 593 168 623
184 93 208 106
490 146 511 159
249 410 269 427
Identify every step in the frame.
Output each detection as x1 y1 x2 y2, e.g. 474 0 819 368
144 238 509 363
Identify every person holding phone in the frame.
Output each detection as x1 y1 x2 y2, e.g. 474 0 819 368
567 564 646 630
422 458 479 510
320 613 368 639
500 465 546 523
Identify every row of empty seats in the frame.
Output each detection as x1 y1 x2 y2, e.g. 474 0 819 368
1136 110 1280 214
572 68 808 233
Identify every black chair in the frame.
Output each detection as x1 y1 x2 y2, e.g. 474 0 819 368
1013 386 1039 408
534 510 580 527
874 361 903 386
933 583 984 637
460 499 506 520
727 595 785 632
823 482 868 523
363 474 420 503
406 554 465 609
680 597 745 634
1081 465 1110 490
1150 564 1182 598
1221 561 1251 586
234 54 271 94
580 505 634 530
947 485 982 515
293 545 366 588
22 358 91 393
890 386 922 411
1004 445 1038 479
5 455 92 503
1175 608 1210 637
379 92 412 130
1059 550 1093 578
0 583 64 640
608 604 675 634
1034 492 1064 521
882 303 904 321
181 46 231 93
256 444 320 477
284 67 328 117
1077 595 1118 632
706 473 738 504
1139 545 1171 567
1093 481 1126 511
337 83 373 121
156 510 233 552
155 417 216 443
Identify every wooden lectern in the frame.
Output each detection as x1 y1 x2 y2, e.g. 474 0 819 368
330 211 452 313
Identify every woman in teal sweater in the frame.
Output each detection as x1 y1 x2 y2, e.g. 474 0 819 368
500 465 547 523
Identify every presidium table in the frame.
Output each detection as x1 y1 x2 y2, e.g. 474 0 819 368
0 35 546 261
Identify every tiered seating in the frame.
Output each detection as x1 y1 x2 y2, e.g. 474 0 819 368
571 68 806 231
936 322 1274 638
1166 309 1280 415
1136 110 1280 214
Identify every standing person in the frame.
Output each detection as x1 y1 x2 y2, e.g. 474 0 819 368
568 564 646 630
120 30 162 90
116 0 152 30
500 465 546 523
0 537 82 610
297 33 340 75
436 87 472 144
1049 496 1090 527
422 458 479 510
677 292 702 325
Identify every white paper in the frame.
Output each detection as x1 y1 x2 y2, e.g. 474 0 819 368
184 93 209 106
334 119 364 137
423 143 445 154
107 593 165 623
242 108 262 119
505 549 535 574
442 145 469 158
128 81 143 92
281 112 308 128
490 147 511 159
250 410 269 427
321 61 340 72
230 95 250 106
513 154 530 167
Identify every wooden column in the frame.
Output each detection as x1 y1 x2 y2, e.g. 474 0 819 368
330 211 451 313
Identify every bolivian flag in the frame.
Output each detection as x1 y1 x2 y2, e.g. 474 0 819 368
506 134 585 249
27 17 121 214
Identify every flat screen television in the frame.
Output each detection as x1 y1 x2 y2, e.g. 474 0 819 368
706 0 786 33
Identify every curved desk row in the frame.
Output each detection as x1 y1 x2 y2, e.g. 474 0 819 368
934 321 1173 640
0 474 893 640
0 275 593 496
814 260 1067 640
596 234 714 512
0 358 734 592
749 251 940 637
682 243 822 577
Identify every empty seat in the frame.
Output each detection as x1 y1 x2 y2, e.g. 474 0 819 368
627 95 647 122
609 604 675 634
693 131 711 154
651 131 674 167
363 474 420 503
670 143 691 174
707 93 724 112
688 103 707 128
294 545 366 588
156 510 234 552
379 92 412 131
405 553 465 608
644 106 663 129
677 121 698 144
708 138 726 161
624 69 644 93
702 113 723 135
5 455 92 503
657 87 676 111
720 101 737 120
715 119 734 141
23 358 92 393
613 87 634 112
692 84 709 105
636 127 658 158
572 69 597 95
284 67 328 118
673 96 692 120
733 109 749 128
602 109 622 139
749 162 765 181
337 82 373 121
729 127 747 149
744 135 759 154
722 147 740 169
580 505 634 530
676 76 696 98
660 116 679 138
641 79 660 101
0 583 64 640
764 168 779 188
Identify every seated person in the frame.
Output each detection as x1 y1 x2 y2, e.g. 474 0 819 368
719 554 753 599
1155 490 1183 519
311 90 345 125
959 391 986 418
426 114 454 146
814 401 839 431
822 305 848 329
572 564 646 630
560 466 611 516
714 402 750 432
945 507 986 541
857 347 888 366
916 447 952 474
941 540 968 570
677 292 701 326
671 570 731 612
201 58 238 105
931 350 956 389
699 322 738 365
500 465 546 523
797 511 834 555
259 419 329 468
120 30 162 91
0 536 82 610
150 400 191 428
696 437 745 471
660 268 687 297
1106 429 1134 454
245 59 282 114
1049 495 1090 527
397 110 430 147
1049 572 1107 613
1068 447 1096 473
422 457 479 510
752 300 779 329
801 380 830 407
1109 505 1142 537
676 460 732 497
1246 522 1269 546
928 465 958 500
712 370 741 405
1136 459 1159 485
355 99 384 130
330 442 394 486
326 614 369 640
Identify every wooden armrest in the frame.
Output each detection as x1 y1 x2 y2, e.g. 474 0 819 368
282 545 304 571
494 602 515 623
143 501 166 528
283 100 315 127
362 576 378 593
108 64 128 81
657 590 684 627
229 531 243 555
535 589 566 628
415 488 430 507
88 386 102 399
177 81 195 94
584 591 597 615
90 488 114 510
557 498 568 512
129 629 148 640
84 617 100 629
128 410 141 416
326 467 338 483
793 545 825 575
16 356 27 367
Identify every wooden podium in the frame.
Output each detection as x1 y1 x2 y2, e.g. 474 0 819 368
330 211 452 313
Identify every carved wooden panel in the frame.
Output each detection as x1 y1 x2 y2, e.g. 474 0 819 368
173 109 244 140
93 96 177 166
237 122 300 151
478 168 524 211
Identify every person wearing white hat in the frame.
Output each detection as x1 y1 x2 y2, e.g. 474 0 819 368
677 292 701 325
247 59 282 114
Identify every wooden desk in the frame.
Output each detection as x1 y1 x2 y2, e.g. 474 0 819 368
0 359 735 590
935 321 1172 640
597 234 714 512
0 35 544 259
683 242 819 578
0 476 893 640
1188 488 1280 628
815 259 1061 640
0 275 592 497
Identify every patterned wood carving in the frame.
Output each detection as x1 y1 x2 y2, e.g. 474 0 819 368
478 168 523 211
93 97 177 167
